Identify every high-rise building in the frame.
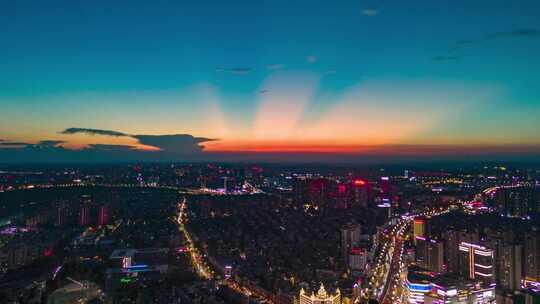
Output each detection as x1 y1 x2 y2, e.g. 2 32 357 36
459 242 495 284
55 204 68 227
224 265 232 280
296 283 341 304
222 176 235 193
416 236 444 274
293 178 311 204
416 236 428 269
80 206 90 227
405 269 433 304
498 243 523 291
98 205 109 226
424 278 496 304
523 229 540 291
349 247 369 271
310 178 329 208
352 179 369 207
372 226 385 251
335 183 349 209
495 186 540 218
444 229 460 275
413 217 426 245
407 267 496 304
427 239 444 274
79 194 93 227
341 223 361 266
380 176 391 198
25 211 52 227
6 244 30 269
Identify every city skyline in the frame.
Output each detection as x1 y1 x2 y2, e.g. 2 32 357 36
1 0 540 162
2 2 540 303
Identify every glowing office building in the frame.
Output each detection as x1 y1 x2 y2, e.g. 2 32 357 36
425 282 495 304
459 242 495 284
407 267 496 304
406 278 432 303
297 283 341 304
414 217 426 245
341 222 361 265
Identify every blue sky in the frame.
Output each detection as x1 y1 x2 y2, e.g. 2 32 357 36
0 0 539 161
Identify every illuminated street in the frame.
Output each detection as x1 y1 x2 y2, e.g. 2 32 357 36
176 197 276 303
361 207 450 304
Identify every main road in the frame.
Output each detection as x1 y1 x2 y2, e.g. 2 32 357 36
175 197 275 303
361 207 449 304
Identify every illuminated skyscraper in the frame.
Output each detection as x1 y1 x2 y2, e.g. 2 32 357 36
427 239 444 274
405 269 432 304
407 267 496 304
224 265 232 280
424 278 496 304
498 243 523 290
222 176 234 193
459 242 495 284
349 247 369 271
309 178 329 207
336 182 349 209
495 186 540 218
380 176 390 196
444 229 460 275
416 236 428 268
415 236 444 273
352 179 369 207
80 194 93 226
523 229 540 291
296 283 341 304
341 223 361 266
413 218 426 245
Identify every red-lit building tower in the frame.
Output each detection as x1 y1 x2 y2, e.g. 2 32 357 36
335 183 349 208
352 179 369 207
79 194 93 227
309 178 329 208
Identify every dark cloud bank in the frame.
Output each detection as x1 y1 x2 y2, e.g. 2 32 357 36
59 128 216 155
61 128 129 137
1 128 540 164
0 128 216 163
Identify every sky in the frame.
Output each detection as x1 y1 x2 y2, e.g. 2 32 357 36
1 0 540 162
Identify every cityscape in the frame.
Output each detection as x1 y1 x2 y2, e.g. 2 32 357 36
0 164 539 303
1 1 540 304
